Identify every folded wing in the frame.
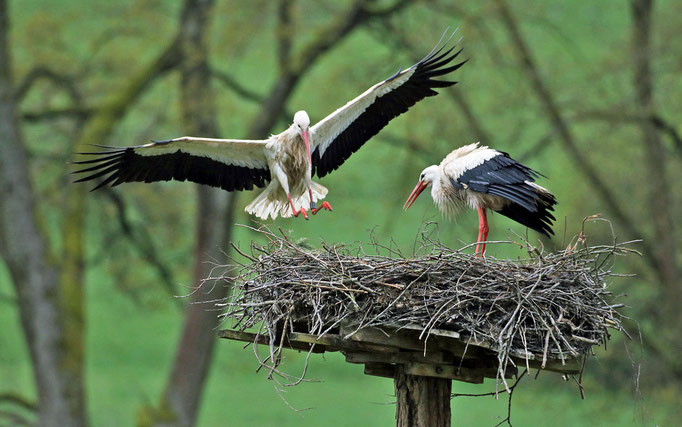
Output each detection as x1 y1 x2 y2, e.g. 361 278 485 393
448 152 556 236
73 137 271 192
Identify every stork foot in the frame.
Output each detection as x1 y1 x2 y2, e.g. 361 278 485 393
312 201 333 215
474 246 486 258
292 207 309 220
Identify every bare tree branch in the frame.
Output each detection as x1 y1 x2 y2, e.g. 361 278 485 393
15 66 82 103
571 109 682 161
650 114 682 157
210 68 293 122
0 392 38 412
211 69 264 104
249 0 412 138
277 0 294 73
99 189 179 298
22 106 92 122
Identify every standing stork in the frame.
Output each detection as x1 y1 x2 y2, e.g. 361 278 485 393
403 143 557 256
73 32 466 220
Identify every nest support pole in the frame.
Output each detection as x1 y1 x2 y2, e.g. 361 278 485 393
394 364 452 427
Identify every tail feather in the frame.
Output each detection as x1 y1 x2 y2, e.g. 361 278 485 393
245 180 328 220
496 184 556 237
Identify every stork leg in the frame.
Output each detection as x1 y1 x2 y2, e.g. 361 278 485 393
312 201 333 215
309 188 316 212
308 187 333 215
287 194 308 220
474 206 489 258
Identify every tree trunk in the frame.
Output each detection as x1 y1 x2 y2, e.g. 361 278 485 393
158 190 236 427
631 0 682 355
394 365 451 427
151 1 235 426
0 2 86 425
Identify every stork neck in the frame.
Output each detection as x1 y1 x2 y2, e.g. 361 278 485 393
431 174 454 215
430 177 443 201
284 124 299 140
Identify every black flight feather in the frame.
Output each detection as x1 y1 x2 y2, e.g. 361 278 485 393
72 146 270 192
451 152 557 236
312 38 467 178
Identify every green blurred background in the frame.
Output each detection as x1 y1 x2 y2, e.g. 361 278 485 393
1 0 681 425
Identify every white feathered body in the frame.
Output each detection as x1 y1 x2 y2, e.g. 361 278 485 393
428 143 555 235
245 125 328 219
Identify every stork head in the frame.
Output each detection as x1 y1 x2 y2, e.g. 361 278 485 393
403 165 439 210
294 110 312 164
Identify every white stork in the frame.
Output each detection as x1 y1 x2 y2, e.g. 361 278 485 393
403 143 557 256
74 33 466 220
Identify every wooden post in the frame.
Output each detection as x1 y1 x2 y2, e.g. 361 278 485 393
394 364 452 427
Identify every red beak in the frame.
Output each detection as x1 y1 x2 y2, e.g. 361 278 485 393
403 181 428 210
302 130 312 165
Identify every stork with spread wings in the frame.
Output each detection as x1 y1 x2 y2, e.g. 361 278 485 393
74 32 466 220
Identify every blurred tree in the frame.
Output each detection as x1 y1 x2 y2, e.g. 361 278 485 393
1 1 183 425
142 0 236 425
0 1 87 425
631 0 681 376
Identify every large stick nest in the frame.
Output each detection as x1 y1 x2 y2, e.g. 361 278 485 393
220 221 633 380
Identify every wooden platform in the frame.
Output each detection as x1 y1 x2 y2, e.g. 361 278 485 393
220 321 582 384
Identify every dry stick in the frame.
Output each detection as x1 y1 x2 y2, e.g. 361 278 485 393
223 225 628 388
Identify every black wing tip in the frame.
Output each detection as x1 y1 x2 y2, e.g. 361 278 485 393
418 27 461 65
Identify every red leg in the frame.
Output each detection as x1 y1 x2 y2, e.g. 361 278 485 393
474 220 484 256
312 201 333 215
475 206 489 258
308 186 333 215
287 194 308 220
309 188 316 211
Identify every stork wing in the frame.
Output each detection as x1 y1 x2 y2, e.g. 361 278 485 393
73 137 271 192
310 34 466 177
447 150 556 236
449 151 545 212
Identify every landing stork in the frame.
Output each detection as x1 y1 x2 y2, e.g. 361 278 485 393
74 33 466 220
403 143 557 256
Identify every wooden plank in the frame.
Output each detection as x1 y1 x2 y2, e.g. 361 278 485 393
288 332 398 353
405 363 484 384
341 323 482 361
345 351 452 365
219 329 327 353
364 362 396 379
514 355 582 374
341 324 442 353
389 323 461 340
222 327 583 376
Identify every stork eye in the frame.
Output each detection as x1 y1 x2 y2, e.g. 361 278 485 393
420 173 424 180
